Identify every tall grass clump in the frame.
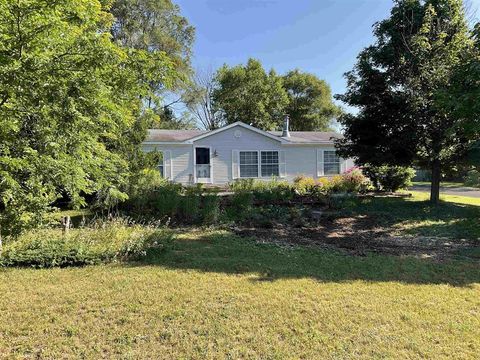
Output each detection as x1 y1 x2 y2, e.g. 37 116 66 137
0 219 173 268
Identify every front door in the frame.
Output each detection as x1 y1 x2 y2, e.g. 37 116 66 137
195 147 211 183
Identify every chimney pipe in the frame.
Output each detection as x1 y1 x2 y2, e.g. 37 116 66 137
282 115 290 138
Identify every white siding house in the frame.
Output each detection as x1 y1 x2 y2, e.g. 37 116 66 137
142 121 354 185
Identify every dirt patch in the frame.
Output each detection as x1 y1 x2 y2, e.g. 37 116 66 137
233 214 478 261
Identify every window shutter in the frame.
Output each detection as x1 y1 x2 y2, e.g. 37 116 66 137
164 150 172 180
340 157 346 173
279 150 286 178
232 150 239 179
317 149 324 177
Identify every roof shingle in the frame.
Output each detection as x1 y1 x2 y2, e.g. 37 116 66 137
145 128 341 143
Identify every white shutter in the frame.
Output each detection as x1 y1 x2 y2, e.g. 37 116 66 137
340 157 346 173
279 150 286 178
164 150 172 180
317 149 324 177
232 150 239 179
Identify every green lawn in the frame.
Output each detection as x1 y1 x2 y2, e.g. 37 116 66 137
344 191 480 240
412 181 464 187
1 193 479 358
412 181 479 189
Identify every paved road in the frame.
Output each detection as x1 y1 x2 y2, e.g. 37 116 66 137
410 184 480 198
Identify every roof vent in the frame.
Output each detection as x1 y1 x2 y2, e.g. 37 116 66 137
282 115 290 138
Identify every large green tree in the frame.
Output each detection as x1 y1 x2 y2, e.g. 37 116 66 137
0 0 177 235
110 0 195 129
336 0 478 203
282 69 341 131
213 59 288 130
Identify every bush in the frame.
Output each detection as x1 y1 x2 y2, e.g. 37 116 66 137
293 175 316 195
363 165 415 192
340 167 371 193
465 169 480 188
0 219 173 268
229 178 294 203
202 194 221 224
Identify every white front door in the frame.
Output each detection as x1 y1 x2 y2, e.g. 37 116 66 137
195 147 211 183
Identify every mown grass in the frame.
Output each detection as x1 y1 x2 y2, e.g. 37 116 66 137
342 191 480 240
1 228 480 358
412 181 467 188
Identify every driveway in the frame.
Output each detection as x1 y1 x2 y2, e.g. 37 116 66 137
410 184 480 198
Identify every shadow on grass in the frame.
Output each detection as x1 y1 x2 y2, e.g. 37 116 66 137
138 230 480 287
345 196 480 240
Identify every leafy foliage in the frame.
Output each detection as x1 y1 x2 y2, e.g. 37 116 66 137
211 59 339 131
0 0 178 235
335 0 479 203
0 220 173 268
213 59 288 130
464 169 480 188
283 69 341 131
363 165 416 192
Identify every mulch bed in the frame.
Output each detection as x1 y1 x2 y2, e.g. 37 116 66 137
233 214 478 261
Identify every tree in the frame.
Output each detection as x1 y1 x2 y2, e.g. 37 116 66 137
182 68 223 130
213 59 289 130
0 0 177 235
145 106 197 129
336 0 477 203
110 0 194 74
110 0 195 113
282 69 341 131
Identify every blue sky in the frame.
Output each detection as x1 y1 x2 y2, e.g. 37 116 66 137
176 0 480 109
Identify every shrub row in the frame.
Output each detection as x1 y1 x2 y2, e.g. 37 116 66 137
124 170 221 224
293 168 371 197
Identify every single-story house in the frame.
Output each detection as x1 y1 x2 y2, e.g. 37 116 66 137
141 118 354 185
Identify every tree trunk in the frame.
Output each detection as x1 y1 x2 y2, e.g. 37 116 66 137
430 160 441 204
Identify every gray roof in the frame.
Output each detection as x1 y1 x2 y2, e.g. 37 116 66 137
145 128 341 143
146 129 207 142
267 131 342 143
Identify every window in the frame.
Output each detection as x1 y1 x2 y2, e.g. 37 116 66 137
324 150 340 175
157 152 164 177
261 151 279 177
239 151 258 178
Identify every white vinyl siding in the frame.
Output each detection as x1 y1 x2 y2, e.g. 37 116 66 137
141 145 190 183
142 124 355 185
239 151 259 178
194 125 282 184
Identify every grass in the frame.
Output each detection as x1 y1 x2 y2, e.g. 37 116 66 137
412 181 464 187
1 229 480 358
1 194 479 358
412 181 480 189
342 191 480 240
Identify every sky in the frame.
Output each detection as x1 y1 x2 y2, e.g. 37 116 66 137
175 0 480 110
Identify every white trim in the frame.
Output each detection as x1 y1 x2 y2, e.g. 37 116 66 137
316 149 324 177
193 146 212 184
162 150 172 180
232 150 239 179
188 122 287 144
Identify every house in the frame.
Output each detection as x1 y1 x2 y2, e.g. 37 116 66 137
141 118 354 185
